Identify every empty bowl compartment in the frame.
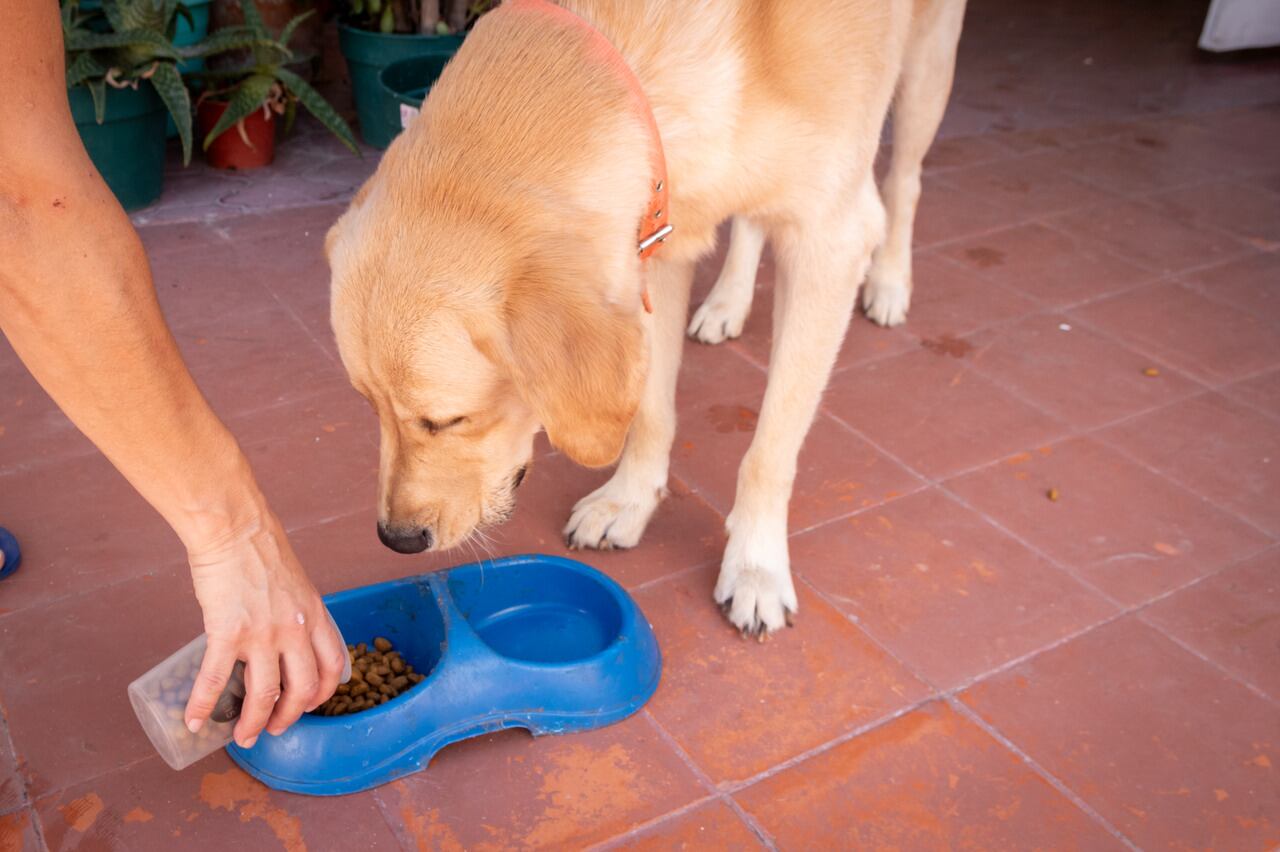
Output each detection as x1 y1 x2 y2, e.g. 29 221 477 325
447 561 624 664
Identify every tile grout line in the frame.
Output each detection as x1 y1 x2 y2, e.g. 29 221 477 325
369 786 417 852
583 793 722 852
1136 611 1280 707
947 698 1143 852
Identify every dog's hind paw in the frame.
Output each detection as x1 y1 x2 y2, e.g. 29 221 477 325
564 478 665 551
862 274 911 328
688 289 751 344
714 553 798 637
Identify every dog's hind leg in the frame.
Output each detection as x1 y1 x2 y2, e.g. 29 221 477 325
862 0 967 327
716 179 886 635
565 258 695 550
688 216 766 344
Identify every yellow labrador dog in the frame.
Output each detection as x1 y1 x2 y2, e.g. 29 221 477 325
327 0 968 635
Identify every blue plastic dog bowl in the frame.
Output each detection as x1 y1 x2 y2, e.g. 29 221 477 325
0 528 19 580
227 555 661 795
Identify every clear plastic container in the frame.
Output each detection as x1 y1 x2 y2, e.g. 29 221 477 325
129 608 350 770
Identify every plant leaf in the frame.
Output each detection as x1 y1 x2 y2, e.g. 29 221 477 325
180 26 283 60
237 0 268 35
88 78 108 124
173 2 194 34
66 28 181 59
101 0 127 32
276 67 359 155
149 61 193 164
278 9 315 49
65 51 108 88
201 72 274 150
282 95 298 136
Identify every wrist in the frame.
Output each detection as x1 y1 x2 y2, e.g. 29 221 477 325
165 438 272 558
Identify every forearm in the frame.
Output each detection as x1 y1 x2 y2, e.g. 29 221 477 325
0 171 266 554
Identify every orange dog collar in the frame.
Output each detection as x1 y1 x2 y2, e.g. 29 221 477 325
503 0 672 313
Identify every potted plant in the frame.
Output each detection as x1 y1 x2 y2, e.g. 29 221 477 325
336 0 494 148
191 0 359 169
62 0 196 210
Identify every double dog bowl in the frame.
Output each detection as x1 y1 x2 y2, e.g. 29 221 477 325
228 555 662 796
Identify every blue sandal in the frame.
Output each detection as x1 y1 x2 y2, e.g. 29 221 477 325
0 528 19 580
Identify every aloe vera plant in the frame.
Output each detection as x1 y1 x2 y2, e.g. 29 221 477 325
340 0 494 36
190 0 359 155
62 0 197 162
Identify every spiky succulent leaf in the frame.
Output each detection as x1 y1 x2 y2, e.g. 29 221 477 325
180 27 284 61
65 28 181 59
101 0 127 32
277 10 315 49
202 72 274 150
282 95 298 136
65 51 108 88
88 78 108 124
276 67 359 155
149 61 193 164
237 0 268 35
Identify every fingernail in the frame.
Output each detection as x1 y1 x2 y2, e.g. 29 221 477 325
186 718 204 734
243 736 258 749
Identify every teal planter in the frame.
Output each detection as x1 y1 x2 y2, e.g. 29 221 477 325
379 54 452 136
338 23 462 149
69 83 167 212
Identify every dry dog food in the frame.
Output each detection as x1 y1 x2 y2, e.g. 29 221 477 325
314 637 425 717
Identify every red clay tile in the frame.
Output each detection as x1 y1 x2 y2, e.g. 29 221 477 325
826 347 1066 480
1051 140 1217 196
374 716 704 850
793 490 1114 689
0 735 22 815
913 177 1014 248
1173 107 1280 176
967 313 1202 429
672 344 921 532
0 809 40 851
619 800 764 851
230 382 380 533
1102 394 1280 535
922 135 1012 172
34 753 400 851
1145 182 1280 248
0 570 202 797
1071 281 1280 383
735 701 1122 851
637 566 929 784
1051 199 1249 274
946 438 1270 605
0 359 96 475
150 241 277 332
1144 548 1280 701
893 255 1039 343
1182 251 1280 323
175 304 344 419
285 510 453 597
988 122 1129 155
1225 369 1280 420
961 617 1280 851
0 451 183 614
941 151 1120 219
940 222 1155 308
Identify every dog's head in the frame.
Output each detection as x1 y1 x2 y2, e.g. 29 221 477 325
326 176 647 553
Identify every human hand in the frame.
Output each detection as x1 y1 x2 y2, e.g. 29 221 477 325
183 509 346 748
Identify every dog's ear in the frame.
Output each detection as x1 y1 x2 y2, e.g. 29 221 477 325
500 261 646 468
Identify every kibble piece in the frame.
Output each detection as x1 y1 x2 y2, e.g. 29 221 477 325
1047 487 1061 502
373 637 392 653
349 682 370 698
378 684 393 696
336 683 351 696
389 656 405 674
1142 367 1160 377
374 664 391 677
407 672 425 684
389 675 409 691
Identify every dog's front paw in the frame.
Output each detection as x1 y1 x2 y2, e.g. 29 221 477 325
862 272 911 328
564 478 665 550
713 524 798 638
688 292 750 344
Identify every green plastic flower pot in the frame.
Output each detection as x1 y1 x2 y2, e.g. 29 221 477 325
69 83 168 212
379 53 453 137
338 23 462 149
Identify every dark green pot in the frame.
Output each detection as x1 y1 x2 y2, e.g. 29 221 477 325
338 23 462 149
69 84 167 212
379 54 453 137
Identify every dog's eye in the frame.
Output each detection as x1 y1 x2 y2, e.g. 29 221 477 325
420 416 466 435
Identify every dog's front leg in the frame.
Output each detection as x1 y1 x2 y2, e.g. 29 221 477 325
565 258 695 550
717 181 885 636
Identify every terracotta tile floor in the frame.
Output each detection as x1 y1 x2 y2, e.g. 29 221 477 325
2 0 1279 848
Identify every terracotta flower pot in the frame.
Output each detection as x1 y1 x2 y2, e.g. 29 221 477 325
198 98 277 170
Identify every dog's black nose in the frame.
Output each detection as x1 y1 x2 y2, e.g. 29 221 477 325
377 523 433 554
